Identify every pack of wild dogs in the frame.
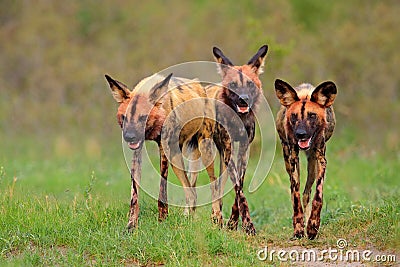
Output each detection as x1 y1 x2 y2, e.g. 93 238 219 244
105 44 337 240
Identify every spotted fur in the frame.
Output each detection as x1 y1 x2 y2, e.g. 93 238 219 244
274 79 337 240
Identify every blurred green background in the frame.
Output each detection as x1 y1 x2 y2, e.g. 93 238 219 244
0 1 398 196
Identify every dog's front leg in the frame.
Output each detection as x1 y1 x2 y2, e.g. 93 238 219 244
225 146 256 235
229 141 255 233
306 145 326 240
286 143 304 239
127 148 142 231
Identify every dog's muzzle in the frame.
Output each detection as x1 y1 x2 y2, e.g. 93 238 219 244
237 94 251 113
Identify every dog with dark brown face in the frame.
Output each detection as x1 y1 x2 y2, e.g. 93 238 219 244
274 79 337 240
206 45 268 235
106 74 169 229
106 73 216 230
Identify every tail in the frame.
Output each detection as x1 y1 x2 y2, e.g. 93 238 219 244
187 134 199 151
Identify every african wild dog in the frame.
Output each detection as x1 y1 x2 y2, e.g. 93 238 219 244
105 73 216 230
106 74 169 228
205 45 268 235
274 79 337 240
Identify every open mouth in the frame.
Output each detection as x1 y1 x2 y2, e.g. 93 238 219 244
128 141 142 150
236 104 250 113
297 137 312 150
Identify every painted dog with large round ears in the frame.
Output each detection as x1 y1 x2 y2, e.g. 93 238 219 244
205 44 268 235
274 79 337 239
105 73 216 230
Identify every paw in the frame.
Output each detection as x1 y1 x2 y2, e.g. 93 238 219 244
306 218 320 240
211 213 223 228
227 218 238 231
242 222 256 236
307 224 318 240
290 230 304 241
158 211 168 222
126 220 138 232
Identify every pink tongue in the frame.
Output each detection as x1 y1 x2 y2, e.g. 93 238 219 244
298 138 311 149
129 142 141 150
238 106 249 113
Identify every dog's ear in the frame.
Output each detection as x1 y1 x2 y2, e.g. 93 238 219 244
311 81 337 107
105 74 131 103
247 44 268 75
275 79 299 107
149 73 173 104
213 46 234 76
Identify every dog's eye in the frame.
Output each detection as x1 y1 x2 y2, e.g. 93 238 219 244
247 81 255 88
138 115 147 123
229 82 238 89
308 113 317 120
290 113 297 124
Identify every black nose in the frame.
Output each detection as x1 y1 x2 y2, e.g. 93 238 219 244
295 129 308 140
123 131 138 143
239 94 249 105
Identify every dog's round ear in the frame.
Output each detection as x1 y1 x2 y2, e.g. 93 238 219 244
149 73 173 104
311 81 337 107
274 79 299 107
213 46 234 76
247 44 268 75
105 74 131 103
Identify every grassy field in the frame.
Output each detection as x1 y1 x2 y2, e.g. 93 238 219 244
0 126 398 266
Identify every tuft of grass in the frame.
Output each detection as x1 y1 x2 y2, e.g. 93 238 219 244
321 196 400 251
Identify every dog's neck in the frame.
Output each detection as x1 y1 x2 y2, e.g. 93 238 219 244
145 104 166 141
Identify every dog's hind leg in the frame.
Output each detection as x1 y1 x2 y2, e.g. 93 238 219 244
217 153 228 216
187 145 201 210
187 146 201 188
170 156 196 215
197 131 221 226
158 145 169 221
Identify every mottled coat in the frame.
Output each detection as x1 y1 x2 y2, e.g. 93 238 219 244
206 45 268 235
274 79 337 239
106 73 216 230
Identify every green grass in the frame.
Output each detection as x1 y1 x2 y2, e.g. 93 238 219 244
0 128 399 266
